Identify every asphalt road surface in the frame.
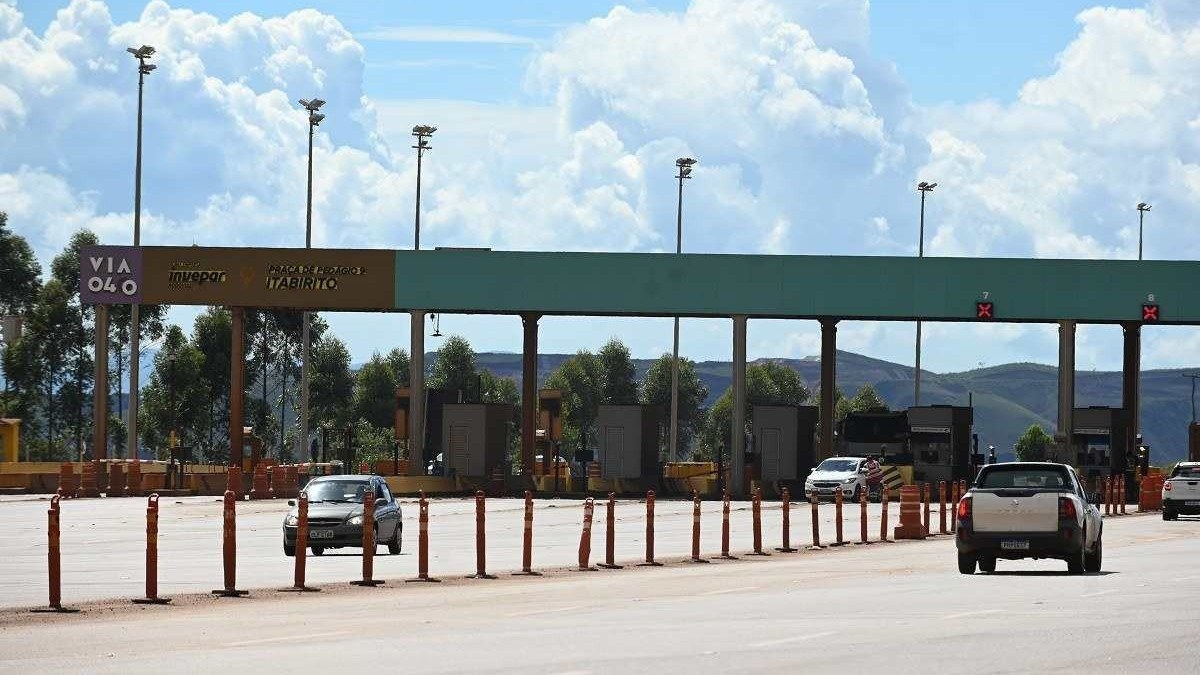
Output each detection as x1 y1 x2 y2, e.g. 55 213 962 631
1 497 1198 674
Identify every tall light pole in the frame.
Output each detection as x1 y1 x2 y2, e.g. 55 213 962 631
298 97 326 462
410 124 436 474
126 45 155 460
914 180 936 407
670 157 696 462
1137 202 1151 260
1184 373 1200 425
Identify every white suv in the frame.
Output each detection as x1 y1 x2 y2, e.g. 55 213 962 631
805 456 868 500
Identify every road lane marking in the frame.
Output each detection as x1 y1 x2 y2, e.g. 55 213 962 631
1178 575 1200 581
941 609 1003 620
1081 589 1117 598
506 605 582 618
226 631 351 647
699 586 759 596
749 631 835 648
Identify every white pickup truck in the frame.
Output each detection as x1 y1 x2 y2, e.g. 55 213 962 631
1162 461 1200 520
955 462 1103 575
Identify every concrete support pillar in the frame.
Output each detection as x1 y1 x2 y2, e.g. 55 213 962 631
730 315 748 498
1121 321 1141 471
229 307 245 468
819 319 838 461
521 313 540 476
1056 320 1076 463
408 311 425 476
92 305 108 461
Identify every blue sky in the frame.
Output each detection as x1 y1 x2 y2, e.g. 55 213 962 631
3 0 1199 388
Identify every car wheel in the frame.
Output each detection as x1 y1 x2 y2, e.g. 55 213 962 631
284 541 295 557
1084 534 1102 573
310 546 325 556
1067 542 1086 575
388 522 402 555
978 557 996 574
957 552 976 575
1162 507 1176 521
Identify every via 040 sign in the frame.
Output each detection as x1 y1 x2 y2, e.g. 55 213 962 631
79 246 143 304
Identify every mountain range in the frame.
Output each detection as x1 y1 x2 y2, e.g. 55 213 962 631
469 350 1196 465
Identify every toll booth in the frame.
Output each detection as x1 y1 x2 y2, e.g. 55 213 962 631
596 405 661 480
1072 406 1131 483
839 411 909 460
752 405 818 482
907 405 973 484
441 403 516 478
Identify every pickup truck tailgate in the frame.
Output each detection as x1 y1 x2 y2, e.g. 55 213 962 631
1165 478 1200 500
971 491 1060 533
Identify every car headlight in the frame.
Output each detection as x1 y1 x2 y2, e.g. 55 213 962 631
347 514 363 526
843 477 858 483
284 515 298 527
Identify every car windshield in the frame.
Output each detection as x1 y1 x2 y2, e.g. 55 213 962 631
305 480 373 503
978 466 1069 489
816 459 860 473
1171 465 1200 478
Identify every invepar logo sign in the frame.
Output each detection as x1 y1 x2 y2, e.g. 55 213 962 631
80 246 142 304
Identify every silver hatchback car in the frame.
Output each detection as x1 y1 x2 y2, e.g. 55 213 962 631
282 475 402 557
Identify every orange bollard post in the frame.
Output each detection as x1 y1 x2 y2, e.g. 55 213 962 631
211 490 247 597
578 498 598 571
950 481 959 534
749 487 770 556
406 492 441 583
598 493 622 569
776 487 796 552
858 485 870 544
1104 476 1112 516
808 489 822 549
352 485 383 586
922 483 931 536
133 494 170 604
880 485 890 542
720 490 738 559
1119 475 1127 515
512 491 541 576
638 490 663 567
690 491 709 563
833 488 845 546
467 490 495 580
226 465 243 501
281 491 319 593
938 481 948 534
44 494 64 611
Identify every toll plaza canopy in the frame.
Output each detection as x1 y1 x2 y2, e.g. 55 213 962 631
80 245 1200 324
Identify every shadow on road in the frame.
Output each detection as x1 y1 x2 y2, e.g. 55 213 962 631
987 570 1118 577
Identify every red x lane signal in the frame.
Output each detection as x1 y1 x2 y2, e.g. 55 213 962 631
1142 303 1159 322
976 301 994 319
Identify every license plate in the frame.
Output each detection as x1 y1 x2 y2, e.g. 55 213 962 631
1000 540 1030 551
309 529 334 540
1185 501 1200 507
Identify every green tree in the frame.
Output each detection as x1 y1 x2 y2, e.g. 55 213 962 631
23 280 79 457
544 351 603 455
353 353 399 429
311 335 355 430
1015 424 1053 462
849 385 889 413
699 362 809 460
640 354 709 458
480 370 520 405
384 347 410 388
107 302 169 454
139 325 207 455
428 335 477 393
191 307 232 461
50 231 98 459
598 339 638 405
0 212 41 316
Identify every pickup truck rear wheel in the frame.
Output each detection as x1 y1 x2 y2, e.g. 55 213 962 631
1067 544 1086 575
978 557 996 574
957 552 976 575
1162 506 1176 521
1084 534 1102 573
